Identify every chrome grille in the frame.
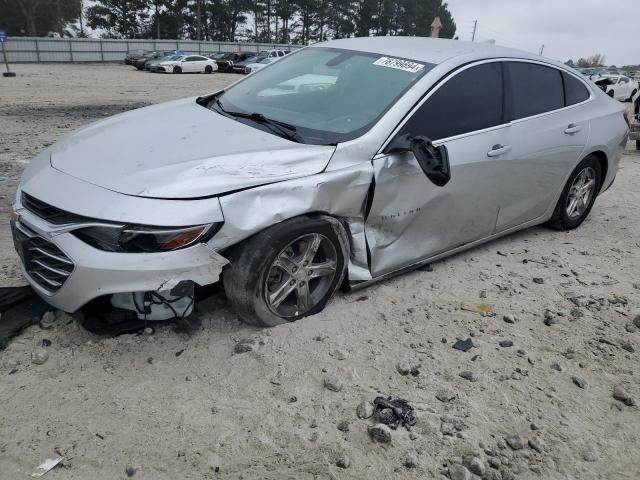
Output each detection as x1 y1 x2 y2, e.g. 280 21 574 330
11 222 74 293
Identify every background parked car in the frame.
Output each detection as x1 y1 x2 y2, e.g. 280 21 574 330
244 56 281 74
598 74 639 101
206 52 231 61
155 55 218 74
231 49 289 73
133 51 175 70
144 52 177 71
215 52 253 72
124 49 148 65
146 54 180 71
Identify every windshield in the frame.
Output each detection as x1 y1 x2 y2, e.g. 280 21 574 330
214 47 433 144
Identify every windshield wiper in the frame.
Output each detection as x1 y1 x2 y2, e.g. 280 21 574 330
214 98 302 143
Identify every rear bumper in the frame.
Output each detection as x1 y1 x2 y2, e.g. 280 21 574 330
11 208 228 313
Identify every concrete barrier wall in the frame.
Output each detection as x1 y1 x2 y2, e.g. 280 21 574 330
0 37 302 63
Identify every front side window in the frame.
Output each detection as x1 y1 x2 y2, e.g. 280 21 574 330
507 62 564 119
399 62 504 141
214 48 433 144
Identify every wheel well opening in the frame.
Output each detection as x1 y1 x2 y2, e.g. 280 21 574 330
590 151 608 191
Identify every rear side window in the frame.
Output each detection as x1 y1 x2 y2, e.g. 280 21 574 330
563 72 590 105
401 62 504 141
507 62 564 119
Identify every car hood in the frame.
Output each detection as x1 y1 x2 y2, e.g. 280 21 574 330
50 97 336 199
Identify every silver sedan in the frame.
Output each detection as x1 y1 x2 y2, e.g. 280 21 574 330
12 37 629 326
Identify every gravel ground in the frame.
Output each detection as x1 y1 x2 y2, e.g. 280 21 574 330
0 64 639 480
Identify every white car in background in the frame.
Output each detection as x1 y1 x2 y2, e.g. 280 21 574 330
155 55 218 74
598 74 638 101
244 56 281 74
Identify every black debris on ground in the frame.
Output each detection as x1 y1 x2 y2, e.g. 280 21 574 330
372 396 416 430
452 338 474 352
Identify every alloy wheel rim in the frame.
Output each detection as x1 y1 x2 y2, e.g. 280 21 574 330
264 233 338 318
566 167 596 219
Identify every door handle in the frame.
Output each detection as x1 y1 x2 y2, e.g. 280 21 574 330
564 124 582 135
487 144 511 157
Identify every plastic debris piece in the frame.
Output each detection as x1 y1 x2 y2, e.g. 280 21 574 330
31 457 63 477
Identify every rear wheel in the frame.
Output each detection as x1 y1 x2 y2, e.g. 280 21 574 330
548 155 601 231
173 66 182 74
223 215 348 327
608 90 614 98
204 65 213 74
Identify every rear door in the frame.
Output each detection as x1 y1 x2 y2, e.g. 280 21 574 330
365 61 510 276
494 61 591 231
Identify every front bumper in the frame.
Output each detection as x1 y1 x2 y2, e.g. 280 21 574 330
11 207 228 313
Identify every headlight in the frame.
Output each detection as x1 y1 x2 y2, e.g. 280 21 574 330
73 223 219 253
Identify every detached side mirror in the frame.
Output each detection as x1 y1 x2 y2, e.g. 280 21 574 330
386 134 451 187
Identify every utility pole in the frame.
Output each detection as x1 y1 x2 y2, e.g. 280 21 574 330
539 44 545 55
196 0 202 41
155 0 160 39
79 0 84 36
471 20 477 42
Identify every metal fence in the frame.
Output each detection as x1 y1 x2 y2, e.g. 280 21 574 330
0 37 302 63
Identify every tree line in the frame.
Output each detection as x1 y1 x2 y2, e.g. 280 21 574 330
0 0 456 44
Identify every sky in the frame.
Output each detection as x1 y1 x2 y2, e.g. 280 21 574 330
445 0 637 66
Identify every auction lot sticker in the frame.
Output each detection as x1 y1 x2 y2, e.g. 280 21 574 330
373 57 424 73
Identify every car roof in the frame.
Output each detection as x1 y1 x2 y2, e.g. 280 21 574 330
314 36 546 66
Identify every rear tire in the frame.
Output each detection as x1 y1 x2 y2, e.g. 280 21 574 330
608 90 614 98
547 155 602 231
173 66 182 74
223 215 349 327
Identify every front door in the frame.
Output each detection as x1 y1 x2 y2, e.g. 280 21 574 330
365 61 509 276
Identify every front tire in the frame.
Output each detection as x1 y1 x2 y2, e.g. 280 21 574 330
223 215 349 327
204 65 213 74
547 155 602 231
173 66 182 74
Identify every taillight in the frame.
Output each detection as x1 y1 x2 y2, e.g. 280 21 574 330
623 110 630 129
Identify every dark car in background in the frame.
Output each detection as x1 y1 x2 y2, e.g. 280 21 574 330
206 52 231 61
124 50 150 65
133 51 175 70
215 52 253 72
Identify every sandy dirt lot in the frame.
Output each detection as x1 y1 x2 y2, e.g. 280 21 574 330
0 64 639 480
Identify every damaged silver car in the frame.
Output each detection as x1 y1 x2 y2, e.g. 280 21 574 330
12 37 629 326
